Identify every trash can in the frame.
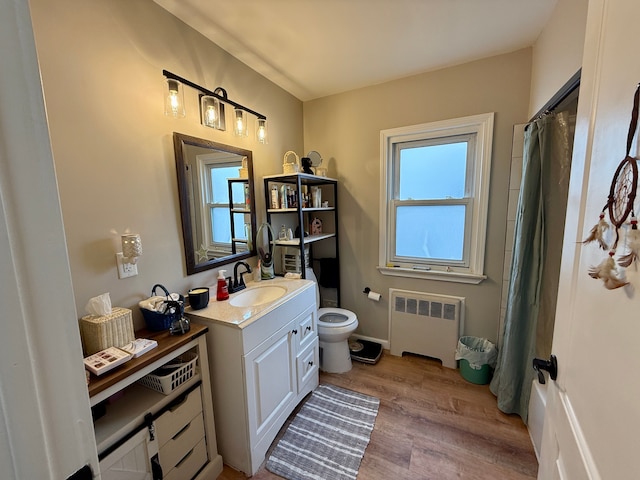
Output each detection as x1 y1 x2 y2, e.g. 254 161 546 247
455 336 498 385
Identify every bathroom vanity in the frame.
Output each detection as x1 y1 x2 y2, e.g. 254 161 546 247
186 278 319 475
89 323 223 479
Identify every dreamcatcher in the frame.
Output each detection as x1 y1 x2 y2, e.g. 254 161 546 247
583 84 640 289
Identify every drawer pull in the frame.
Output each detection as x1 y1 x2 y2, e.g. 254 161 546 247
292 329 298 335
175 446 195 468
305 325 312 332
308 361 314 367
172 420 192 441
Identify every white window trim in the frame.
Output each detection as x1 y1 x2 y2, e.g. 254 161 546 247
378 112 494 283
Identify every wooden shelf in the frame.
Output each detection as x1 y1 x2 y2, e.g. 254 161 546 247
87 323 208 402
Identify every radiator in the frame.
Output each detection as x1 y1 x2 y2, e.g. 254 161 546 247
389 289 464 369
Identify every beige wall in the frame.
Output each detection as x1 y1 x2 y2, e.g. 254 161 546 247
303 49 532 342
28 0 585 346
29 0 303 329
529 0 588 116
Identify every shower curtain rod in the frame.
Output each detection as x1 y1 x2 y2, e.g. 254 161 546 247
528 69 581 124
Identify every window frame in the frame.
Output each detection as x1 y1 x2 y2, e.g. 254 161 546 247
378 113 494 283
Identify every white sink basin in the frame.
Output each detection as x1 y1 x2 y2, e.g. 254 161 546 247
229 285 287 307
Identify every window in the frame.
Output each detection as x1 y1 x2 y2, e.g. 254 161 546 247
379 113 494 283
198 160 248 258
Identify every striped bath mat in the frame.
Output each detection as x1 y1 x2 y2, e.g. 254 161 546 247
266 384 379 480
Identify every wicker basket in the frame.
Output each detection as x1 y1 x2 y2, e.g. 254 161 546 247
80 307 134 355
137 352 198 395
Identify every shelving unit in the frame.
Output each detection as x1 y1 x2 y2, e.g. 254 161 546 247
227 177 251 254
264 172 340 305
88 324 223 479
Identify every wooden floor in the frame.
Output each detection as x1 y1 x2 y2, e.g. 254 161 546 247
216 351 538 480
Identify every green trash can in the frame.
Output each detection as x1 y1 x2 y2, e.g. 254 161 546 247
455 336 497 385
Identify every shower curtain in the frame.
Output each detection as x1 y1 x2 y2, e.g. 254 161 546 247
490 112 571 423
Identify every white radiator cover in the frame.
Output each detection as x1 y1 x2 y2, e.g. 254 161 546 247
389 289 465 369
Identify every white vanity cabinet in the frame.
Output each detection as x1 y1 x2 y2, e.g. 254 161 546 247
89 324 223 480
187 280 319 476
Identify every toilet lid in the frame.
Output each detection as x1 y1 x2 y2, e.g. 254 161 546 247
318 307 357 328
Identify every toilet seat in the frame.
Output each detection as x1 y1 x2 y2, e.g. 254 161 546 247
318 307 357 328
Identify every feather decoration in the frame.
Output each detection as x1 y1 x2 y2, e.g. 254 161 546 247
588 252 629 289
582 212 610 250
618 216 640 267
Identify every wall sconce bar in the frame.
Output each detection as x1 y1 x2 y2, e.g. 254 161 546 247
162 70 266 121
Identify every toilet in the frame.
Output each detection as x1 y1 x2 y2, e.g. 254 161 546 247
317 307 359 373
308 268 359 373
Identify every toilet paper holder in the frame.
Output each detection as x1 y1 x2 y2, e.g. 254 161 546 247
363 287 382 301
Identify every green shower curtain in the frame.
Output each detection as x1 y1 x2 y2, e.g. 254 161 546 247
490 113 570 423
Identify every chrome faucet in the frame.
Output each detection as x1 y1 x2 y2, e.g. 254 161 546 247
230 261 252 293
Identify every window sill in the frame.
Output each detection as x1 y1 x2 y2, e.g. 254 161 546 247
377 266 486 284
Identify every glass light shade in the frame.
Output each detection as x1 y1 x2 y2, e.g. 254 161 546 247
256 118 268 144
201 95 222 129
121 234 142 263
164 78 185 118
234 108 248 137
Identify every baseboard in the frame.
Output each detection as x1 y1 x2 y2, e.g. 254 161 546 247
527 380 546 462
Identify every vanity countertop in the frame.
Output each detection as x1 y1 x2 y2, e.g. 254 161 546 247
185 277 314 328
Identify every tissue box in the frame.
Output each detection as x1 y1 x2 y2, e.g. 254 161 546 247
80 307 135 355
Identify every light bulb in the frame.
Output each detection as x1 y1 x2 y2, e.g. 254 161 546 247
234 108 248 137
201 95 222 129
256 118 268 144
164 78 185 118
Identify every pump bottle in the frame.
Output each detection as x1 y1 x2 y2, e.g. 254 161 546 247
216 270 229 301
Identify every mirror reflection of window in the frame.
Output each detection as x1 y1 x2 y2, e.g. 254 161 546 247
174 132 256 275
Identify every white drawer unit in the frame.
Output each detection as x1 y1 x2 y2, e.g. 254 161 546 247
297 339 319 393
157 387 206 476
164 438 208 480
297 309 316 350
159 412 205 471
156 386 203 447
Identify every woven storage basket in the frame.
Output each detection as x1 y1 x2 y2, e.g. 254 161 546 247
140 284 184 331
137 352 198 395
80 307 134 355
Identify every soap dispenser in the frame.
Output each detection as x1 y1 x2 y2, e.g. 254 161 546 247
216 270 229 301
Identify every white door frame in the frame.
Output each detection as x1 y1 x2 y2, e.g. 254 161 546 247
0 1 98 478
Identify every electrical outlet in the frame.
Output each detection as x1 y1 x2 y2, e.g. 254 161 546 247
116 252 138 279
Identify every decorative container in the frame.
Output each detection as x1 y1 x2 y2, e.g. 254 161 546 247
80 307 135 355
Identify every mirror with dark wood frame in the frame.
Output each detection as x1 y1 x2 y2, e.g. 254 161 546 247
173 132 256 275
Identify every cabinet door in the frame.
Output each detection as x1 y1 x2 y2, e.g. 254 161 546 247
244 324 296 446
99 426 156 480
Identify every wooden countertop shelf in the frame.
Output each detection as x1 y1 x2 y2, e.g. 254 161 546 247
87 323 208 401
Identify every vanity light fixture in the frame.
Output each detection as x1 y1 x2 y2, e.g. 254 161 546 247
164 78 185 118
163 70 267 143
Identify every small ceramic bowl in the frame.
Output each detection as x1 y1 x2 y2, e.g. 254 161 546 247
188 287 210 310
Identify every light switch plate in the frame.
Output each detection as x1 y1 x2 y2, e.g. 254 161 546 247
116 252 138 279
